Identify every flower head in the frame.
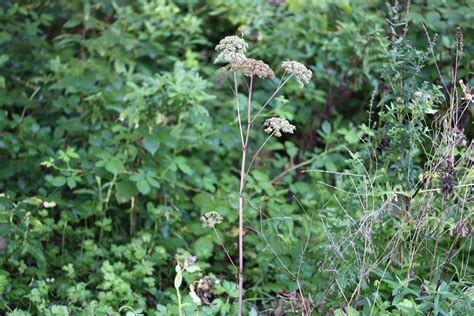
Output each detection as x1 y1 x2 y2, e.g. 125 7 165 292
459 79 472 102
281 60 312 87
201 211 223 228
230 58 275 79
214 36 248 64
263 117 296 137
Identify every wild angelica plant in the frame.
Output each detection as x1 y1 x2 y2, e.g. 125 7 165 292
209 35 312 315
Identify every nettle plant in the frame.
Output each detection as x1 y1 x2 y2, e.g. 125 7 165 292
201 35 312 315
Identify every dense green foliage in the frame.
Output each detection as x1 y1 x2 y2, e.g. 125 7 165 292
0 0 472 315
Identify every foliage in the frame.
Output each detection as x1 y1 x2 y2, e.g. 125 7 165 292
0 0 472 315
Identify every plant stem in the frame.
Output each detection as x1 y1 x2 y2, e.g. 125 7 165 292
251 74 292 125
238 75 253 315
234 72 245 146
242 132 275 186
213 227 237 271
176 286 183 316
436 233 460 291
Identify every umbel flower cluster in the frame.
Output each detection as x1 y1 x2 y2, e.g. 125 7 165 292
281 60 312 87
201 211 223 228
230 58 275 79
214 35 248 64
214 35 312 88
264 117 296 137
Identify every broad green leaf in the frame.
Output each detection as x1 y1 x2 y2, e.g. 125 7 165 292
136 180 151 195
115 180 137 203
147 177 160 189
50 176 66 187
105 160 124 175
143 135 160 156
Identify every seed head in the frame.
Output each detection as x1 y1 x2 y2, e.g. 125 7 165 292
456 27 464 52
230 58 275 79
459 80 472 102
214 36 248 64
281 60 312 87
201 211 223 228
263 117 296 137
456 220 470 237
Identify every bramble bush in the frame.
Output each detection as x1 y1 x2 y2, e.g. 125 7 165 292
0 0 472 315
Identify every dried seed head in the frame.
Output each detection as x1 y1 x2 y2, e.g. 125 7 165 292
263 117 296 137
230 58 275 79
281 60 312 87
456 220 470 237
197 278 215 305
268 0 285 6
453 126 467 146
459 79 472 102
185 255 197 267
456 27 464 52
201 211 223 228
214 36 248 64
440 174 453 196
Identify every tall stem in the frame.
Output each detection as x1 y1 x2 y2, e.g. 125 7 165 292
238 75 253 315
242 131 275 187
234 72 245 146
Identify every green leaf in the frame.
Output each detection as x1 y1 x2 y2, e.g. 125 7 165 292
176 157 192 175
50 176 66 187
105 160 124 175
143 135 160 156
321 121 331 135
174 265 182 289
66 177 77 189
193 236 213 259
136 179 151 195
147 177 160 189
115 180 137 203
129 173 144 182
284 141 298 158
63 18 82 28
336 0 352 14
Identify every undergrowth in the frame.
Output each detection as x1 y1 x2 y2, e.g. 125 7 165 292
0 1 472 315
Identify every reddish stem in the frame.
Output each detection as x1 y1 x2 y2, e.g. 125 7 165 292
238 75 253 315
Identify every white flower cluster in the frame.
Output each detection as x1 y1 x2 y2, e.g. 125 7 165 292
263 117 296 137
281 60 312 87
201 211 223 228
214 36 248 64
